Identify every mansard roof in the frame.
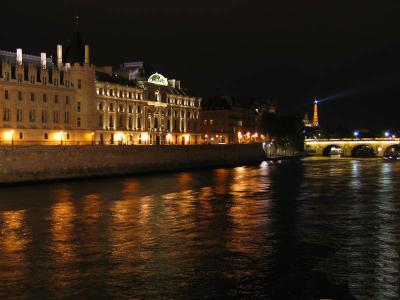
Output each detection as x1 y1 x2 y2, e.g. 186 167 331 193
0 50 55 68
96 71 140 88
201 96 232 110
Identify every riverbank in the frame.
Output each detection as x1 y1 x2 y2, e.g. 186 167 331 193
0 143 265 184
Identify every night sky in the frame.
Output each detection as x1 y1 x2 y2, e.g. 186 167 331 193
1 1 400 130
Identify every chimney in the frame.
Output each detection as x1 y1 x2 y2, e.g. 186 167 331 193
40 53 47 69
168 79 176 88
16 48 22 65
84 45 90 65
175 80 181 89
57 45 63 68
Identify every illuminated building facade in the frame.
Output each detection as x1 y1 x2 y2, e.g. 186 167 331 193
0 21 202 145
200 96 263 144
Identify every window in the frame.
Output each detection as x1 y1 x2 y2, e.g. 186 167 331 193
77 79 82 89
64 112 70 124
19 132 23 140
54 94 58 104
30 93 35 101
119 115 123 128
18 91 22 101
129 116 133 129
77 101 81 112
98 102 104 111
53 111 59 123
109 115 113 128
44 133 48 140
16 109 23 122
29 110 35 122
4 90 9 100
109 103 114 112
43 93 47 103
99 114 104 127
119 104 124 113
66 96 70 105
210 119 214 125
203 120 207 125
41 110 48 123
77 117 81 128
128 105 133 114
3 108 10 121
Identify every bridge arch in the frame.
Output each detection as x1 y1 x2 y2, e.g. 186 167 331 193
383 144 400 156
322 145 343 156
351 144 375 157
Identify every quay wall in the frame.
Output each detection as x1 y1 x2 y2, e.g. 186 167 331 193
0 143 265 184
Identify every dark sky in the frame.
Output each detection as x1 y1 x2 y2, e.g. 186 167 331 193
1 1 400 130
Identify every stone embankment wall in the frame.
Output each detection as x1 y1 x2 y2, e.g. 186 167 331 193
0 143 265 184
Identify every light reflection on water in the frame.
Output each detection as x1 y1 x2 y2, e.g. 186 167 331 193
0 158 399 299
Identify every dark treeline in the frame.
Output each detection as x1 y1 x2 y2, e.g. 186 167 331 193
261 113 304 151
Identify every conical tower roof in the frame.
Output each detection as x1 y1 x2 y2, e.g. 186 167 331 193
63 16 85 65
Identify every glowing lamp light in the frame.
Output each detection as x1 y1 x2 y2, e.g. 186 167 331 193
166 133 172 141
385 131 390 137
354 131 359 137
378 147 382 151
5 130 14 140
142 132 149 142
55 132 63 141
116 132 124 141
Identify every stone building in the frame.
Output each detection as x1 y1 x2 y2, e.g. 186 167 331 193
0 20 201 146
200 96 263 144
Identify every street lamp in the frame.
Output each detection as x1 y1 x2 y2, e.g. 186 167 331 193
354 131 359 138
11 130 14 146
385 131 390 138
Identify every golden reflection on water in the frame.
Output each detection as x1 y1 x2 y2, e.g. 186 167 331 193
0 210 30 282
214 168 229 195
227 166 272 256
81 194 102 225
178 172 192 190
49 187 78 288
107 195 154 281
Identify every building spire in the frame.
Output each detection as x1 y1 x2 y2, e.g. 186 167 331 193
312 98 319 127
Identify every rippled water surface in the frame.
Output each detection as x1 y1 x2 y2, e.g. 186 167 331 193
0 157 400 299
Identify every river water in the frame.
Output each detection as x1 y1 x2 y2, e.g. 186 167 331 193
0 157 399 299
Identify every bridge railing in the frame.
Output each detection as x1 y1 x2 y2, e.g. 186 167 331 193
305 138 400 142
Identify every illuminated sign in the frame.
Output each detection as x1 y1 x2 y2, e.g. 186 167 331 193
148 73 168 86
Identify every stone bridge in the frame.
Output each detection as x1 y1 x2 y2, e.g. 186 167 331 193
305 138 400 157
